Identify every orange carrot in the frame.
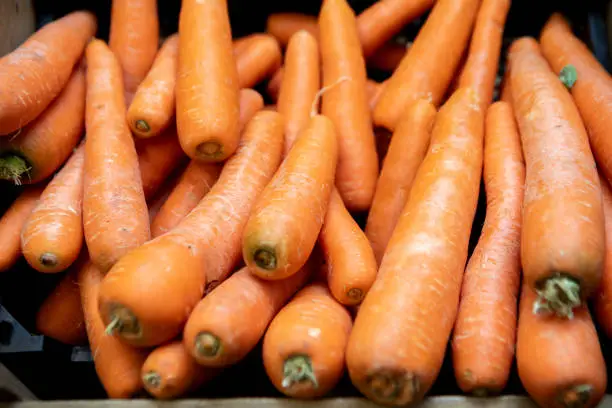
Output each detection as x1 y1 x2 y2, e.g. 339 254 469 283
452 101 524 395
0 11 96 135
0 68 85 185
509 38 604 318
594 176 612 338
99 111 284 347
267 68 284 102
263 282 352 398
366 42 410 71
346 88 484 405
365 99 436 264
177 0 240 162
235 34 282 89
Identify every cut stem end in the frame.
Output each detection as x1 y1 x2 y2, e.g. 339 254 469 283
282 355 318 389
560 384 593 408
195 332 221 358
143 372 162 389
253 248 277 270
104 306 141 338
134 120 151 133
0 155 30 185
347 288 364 303
196 142 223 159
367 371 419 405
533 275 581 319
39 253 58 268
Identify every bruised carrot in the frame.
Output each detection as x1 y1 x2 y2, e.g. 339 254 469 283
346 88 484 405
243 115 337 280
594 176 612 338
184 263 311 367
365 99 436 264
517 285 607 408
509 38 604 318
263 282 352 398
99 111 284 347
0 68 85 185
177 0 240 162
0 11 96 135
235 34 282 89
452 101 524 395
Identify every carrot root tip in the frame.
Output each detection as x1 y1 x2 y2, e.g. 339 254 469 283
559 384 593 408
366 371 419 405
0 155 30 185
472 388 490 397
134 120 151 133
347 288 364 303
195 332 222 358
196 142 223 160
559 65 577 89
282 355 318 390
533 275 581 319
105 305 142 338
143 371 162 389
253 247 277 270
39 253 58 268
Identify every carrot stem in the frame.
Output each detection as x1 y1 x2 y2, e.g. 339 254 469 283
253 247 277 270
142 372 162 388
105 306 142 337
105 315 122 335
347 288 364 303
39 253 58 268
559 64 577 89
367 372 419 405
533 275 581 319
561 384 593 408
282 355 318 389
134 120 151 133
195 332 222 358
0 155 30 184
197 141 223 159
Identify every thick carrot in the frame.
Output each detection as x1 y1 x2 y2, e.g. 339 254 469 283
176 0 240 162
263 282 352 398
109 0 159 103
319 0 378 211
594 176 612 338
235 34 282 89
0 68 85 185
21 144 85 273
320 189 377 306
99 111 284 347
83 39 150 274
142 341 220 399
183 263 311 367
509 38 604 318
365 99 436 264
346 88 484 405
373 0 480 131
540 13 612 186
0 185 44 272
127 34 179 138
0 11 96 135
452 101 524 395
243 115 337 280
517 285 607 408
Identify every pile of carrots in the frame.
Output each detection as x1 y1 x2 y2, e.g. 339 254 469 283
1 0 612 406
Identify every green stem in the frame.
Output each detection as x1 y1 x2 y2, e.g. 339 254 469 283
143 372 161 388
134 120 151 133
282 355 318 389
0 155 30 185
105 316 122 335
195 332 222 358
559 64 577 89
533 275 581 319
253 247 277 270
104 306 141 338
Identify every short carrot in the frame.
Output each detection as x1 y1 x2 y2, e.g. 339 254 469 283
0 11 96 135
509 37 604 318
594 176 612 338
235 34 282 89
99 111 284 347
346 88 484 406
263 282 352 398
452 101 524 396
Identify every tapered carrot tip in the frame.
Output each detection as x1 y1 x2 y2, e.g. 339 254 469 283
134 120 151 134
39 253 58 268
282 355 318 389
195 332 222 358
0 155 30 184
347 288 364 303
253 247 277 270
143 372 162 389
104 305 142 338
560 385 593 408
196 142 224 160
366 371 419 405
533 275 581 319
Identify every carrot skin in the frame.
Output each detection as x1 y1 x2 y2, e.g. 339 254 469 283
594 176 612 338
235 34 282 89
267 68 284 102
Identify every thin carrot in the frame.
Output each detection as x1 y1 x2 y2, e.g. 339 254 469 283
99 111 284 347
0 67 85 185
0 11 96 135
263 282 352 398
452 101 524 396
594 176 612 338
235 34 282 89
365 99 436 264
346 88 484 405
509 37 604 318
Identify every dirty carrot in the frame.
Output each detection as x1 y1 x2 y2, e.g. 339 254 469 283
98 111 284 347
452 101 524 396
594 176 612 338
509 37 604 318
83 39 150 274
235 34 282 89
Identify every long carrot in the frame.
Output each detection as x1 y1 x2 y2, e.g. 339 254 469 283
83 39 150 274
0 11 96 135
517 285 607 408
0 68 85 185
346 88 484 405
373 0 480 131
177 0 240 162
452 101 524 396
184 263 311 367
99 111 284 347
540 13 612 187
263 282 352 398
319 0 378 212
365 99 436 264
235 34 282 89
594 176 612 338
509 38 604 318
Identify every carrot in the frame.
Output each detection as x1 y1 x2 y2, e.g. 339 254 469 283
319 0 378 212
267 68 284 102
277 31 320 156
0 185 44 272
346 88 484 405
151 89 263 237
176 0 240 162
142 341 220 399
109 0 159 103
183 263 312 367
373 0 480 131
127 34 179 138
509 37 605 318
147 175 180 225
263 282 352 398
365 79 387 111
452 101 524 396
540 14 612 187
21 144 85 273
365 99 436 264
99 111 284 347
235 34 282 89
243 115 337 280
83 39 150 274
499 64 512 104
594 176 612 338
517 285 607 408
366 42 410 72
0 11 96 135
0 68 85 185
